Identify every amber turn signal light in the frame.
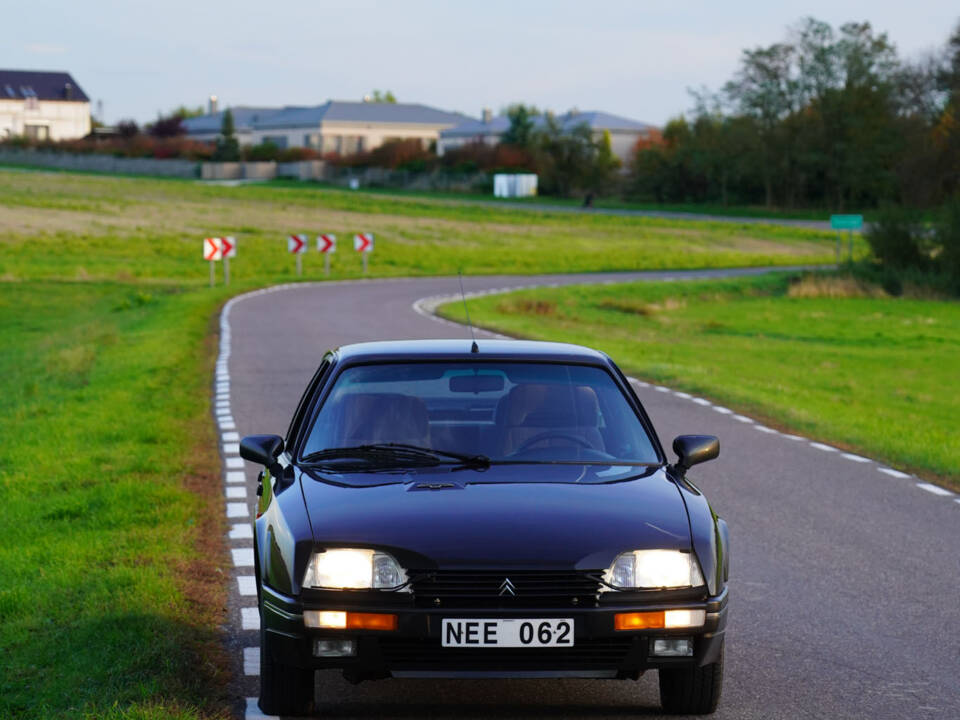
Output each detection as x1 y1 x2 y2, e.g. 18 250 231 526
304 610 398 631
614 611 665 630
346 612 398 631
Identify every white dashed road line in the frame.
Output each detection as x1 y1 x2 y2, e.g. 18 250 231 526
916 483 954 497
231 548 255 567
229 523 253 540
809 442 837 453
226 502 248 518
841 453 871 463
244 648 259 676
237 576 257 596
241 607 260 631
879 468 911 479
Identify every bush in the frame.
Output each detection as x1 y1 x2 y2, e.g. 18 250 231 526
935 198 960 280
277 147 321 163
245 141 281 162
865 205 931 270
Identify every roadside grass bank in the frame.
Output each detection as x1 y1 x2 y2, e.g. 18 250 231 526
0 281 233 719
438 272 959 486
0 169 856 285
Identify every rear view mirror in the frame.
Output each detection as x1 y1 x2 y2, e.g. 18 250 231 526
240 434 284 466
449 374 505 393
672 435 719 473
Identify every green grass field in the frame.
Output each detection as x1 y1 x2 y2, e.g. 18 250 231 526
297 180 868 222
0 168 853 285
438 273 959 485
0 282 232 719
0 168 875 717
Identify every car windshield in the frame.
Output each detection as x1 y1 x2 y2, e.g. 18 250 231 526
300 362 660 468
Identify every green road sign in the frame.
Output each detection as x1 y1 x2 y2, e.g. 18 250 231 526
830 214 863 230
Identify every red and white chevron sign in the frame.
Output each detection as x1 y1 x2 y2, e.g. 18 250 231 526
354 233 374 252
203 237 222 261
318 234 336 253
220 236 236 258
288 234 307 254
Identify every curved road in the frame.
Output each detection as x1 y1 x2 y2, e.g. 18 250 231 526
217 269 959 719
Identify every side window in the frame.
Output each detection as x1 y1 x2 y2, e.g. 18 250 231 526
285 357 332 449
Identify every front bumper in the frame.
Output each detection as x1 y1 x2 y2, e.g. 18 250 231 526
261 584 728 680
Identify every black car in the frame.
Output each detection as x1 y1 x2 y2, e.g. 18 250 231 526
240 339 728 716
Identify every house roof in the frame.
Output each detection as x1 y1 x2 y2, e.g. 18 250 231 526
181 106 280 134
441 110 656 139
0 70 89 102
184 101 472 134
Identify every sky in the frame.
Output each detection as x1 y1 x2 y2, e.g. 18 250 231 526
6 0 959 126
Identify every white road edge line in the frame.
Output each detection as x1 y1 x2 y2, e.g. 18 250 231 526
916 482 954 497
879 468 911 479
246 696 276 719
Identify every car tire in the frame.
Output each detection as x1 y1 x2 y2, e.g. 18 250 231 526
258 623 315 716
658 641 723 715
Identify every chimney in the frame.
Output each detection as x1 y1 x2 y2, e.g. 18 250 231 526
209 94 219 114
482 108 492 124
64 82 73 101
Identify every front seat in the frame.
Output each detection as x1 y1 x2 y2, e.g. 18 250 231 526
336 393 431 447
496 383 603 456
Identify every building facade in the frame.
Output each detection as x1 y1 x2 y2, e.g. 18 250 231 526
184 101 471 153
438 110 658 165
0 70 91 141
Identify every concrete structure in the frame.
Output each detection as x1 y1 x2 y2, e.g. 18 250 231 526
438 109 658 165
0 70 91 140
184 101 471 154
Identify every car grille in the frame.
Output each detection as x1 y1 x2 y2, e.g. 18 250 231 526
380 637 635 671
410 569 603 608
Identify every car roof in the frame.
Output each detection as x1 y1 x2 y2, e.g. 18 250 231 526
333 339 613 366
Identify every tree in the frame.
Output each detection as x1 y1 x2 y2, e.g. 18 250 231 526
148 114 185 138
212 108 240 161
370 90 397 103
724 42 799 206
501 104 538 148
116 119 139 138
532 115 598 197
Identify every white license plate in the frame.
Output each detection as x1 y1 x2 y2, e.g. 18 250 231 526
441 618 574 647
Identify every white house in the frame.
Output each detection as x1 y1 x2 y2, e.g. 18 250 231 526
438 109 658 165
184 100 472 153
0 70 91 141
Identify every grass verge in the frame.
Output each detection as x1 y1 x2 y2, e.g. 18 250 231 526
438 272 959 486
0 282 233 719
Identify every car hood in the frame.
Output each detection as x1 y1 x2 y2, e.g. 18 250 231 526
298 465 692 570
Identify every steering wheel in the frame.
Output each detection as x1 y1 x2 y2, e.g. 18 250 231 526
515 431 595 454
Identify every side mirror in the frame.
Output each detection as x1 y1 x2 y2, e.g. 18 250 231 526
672 435 719 473
240 434 284 466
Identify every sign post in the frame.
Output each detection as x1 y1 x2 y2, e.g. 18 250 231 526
829 215 863 263
354 233 374 274
203 237 222 287
288 234 307 276
221 236 236 286
318 234 336 276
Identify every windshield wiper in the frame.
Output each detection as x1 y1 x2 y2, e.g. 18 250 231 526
301 443 490 471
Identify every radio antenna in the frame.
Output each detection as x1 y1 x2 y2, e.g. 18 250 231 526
458 271 479 353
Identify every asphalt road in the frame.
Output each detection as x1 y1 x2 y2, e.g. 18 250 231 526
218 269 959 719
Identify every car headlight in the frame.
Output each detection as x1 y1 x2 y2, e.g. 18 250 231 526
602 549 704 590
302 548 410 591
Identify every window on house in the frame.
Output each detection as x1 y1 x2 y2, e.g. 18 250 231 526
24 125 49 141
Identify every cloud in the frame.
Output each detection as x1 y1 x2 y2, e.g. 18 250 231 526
26 43 67 54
